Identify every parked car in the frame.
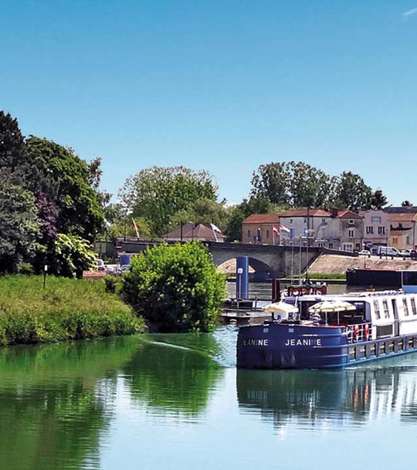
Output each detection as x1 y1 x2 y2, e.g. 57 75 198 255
97 259 106 271
358 249 371 256
400 249 411 258
373 246 401 257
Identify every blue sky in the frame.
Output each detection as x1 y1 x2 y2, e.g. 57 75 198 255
2 1 417 204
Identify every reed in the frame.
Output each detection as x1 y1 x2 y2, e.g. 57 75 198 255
0 275 144 345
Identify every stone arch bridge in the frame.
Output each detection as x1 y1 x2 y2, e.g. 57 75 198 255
110 239 340 278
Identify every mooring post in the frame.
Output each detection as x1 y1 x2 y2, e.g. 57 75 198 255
236 256 249 299
271 278 281 302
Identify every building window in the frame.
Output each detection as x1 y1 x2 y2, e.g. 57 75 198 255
411 298 417 316
348 229 355 238
248 230 251 238
373 300 381 320
321 218 326 223
266 230 270 239
366 226 374 234
407 235 411 244
392 237 398 245
349 219 354 225
304 218 307 224
289 219 293 224
382 300 390 319
371 216 381 224
378 226 385 235
403 298 410 316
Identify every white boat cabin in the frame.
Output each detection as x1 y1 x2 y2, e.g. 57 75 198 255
289 290 417 340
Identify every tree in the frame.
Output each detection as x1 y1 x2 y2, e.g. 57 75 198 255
251 161 335 208
22 136 105 241
0 181 40 272
286 161 335 208
402 200 413 207
122 242 226 332
0 111 24 171
170 198 229 232
251 162 290 205
333 171 372 211
120 166 218 236
370 190 388 209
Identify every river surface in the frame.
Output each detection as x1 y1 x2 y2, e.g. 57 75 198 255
1 324 417 469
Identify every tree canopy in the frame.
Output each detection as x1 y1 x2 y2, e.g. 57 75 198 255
0 181 40 272
0 111 24 171
23 136 105 241
120 166 218 236
250 161 385 211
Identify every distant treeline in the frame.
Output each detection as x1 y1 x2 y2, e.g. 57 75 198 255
0 110 405 274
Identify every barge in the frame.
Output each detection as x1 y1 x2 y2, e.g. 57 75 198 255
237 289 417 369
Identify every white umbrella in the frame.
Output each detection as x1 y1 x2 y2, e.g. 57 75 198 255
309 300 355 313
308 300 355 325
263 302 299 314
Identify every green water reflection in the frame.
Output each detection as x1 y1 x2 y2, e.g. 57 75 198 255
0 332 417 469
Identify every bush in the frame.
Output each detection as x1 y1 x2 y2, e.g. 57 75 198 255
104 275 123 294
50 234 97 278
0 275 145 346
122 242 226 332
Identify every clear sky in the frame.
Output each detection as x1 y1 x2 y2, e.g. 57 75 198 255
2 1 417 205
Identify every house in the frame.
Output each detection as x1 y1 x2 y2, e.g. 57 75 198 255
241 214 282 245
279 208 364 252
359 210 389 248
163 223 225 242
383 207 417 250
386 212 417 250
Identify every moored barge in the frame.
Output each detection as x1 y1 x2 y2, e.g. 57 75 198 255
237 289 417 369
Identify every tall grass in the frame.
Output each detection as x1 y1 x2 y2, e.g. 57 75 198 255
0 275 144 346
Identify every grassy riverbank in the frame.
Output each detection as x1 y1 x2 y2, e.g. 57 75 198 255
0 275 144 346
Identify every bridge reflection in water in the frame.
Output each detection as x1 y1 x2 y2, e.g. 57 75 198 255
237 359 417 430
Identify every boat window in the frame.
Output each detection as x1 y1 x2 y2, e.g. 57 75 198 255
382 300 390 319
373 300 381 320
403 298 410 316
411 298 417 316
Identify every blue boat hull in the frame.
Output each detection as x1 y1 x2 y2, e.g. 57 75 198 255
237 323 417 369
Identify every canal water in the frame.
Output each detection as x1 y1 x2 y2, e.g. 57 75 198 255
1 326 417 469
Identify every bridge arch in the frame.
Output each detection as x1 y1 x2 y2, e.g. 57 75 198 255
215 256 275 281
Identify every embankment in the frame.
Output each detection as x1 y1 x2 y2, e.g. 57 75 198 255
0 275 144 346
309 254 417 275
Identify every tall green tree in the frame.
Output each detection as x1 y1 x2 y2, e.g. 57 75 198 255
0 180 40 272
251 161 335 208
286 161 335 207
251 162 290 205
0 111 24 172
120 166 218 236
370 189 388 209
22 136 105 241
333 171 372 210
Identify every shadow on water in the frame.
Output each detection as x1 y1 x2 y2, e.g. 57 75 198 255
237 355 417 430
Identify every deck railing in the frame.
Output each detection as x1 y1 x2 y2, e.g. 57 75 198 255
345 322 373 343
